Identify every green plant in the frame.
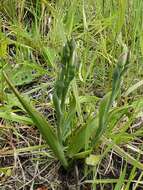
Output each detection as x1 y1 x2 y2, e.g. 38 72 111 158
3 37 136 171
1 1 143 189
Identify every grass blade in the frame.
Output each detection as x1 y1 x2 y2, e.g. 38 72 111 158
114 166 126 190
103 137 143 170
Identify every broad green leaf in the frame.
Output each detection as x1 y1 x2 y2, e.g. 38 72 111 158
3 71 68 169
11 62 46 86
67 117 98 156
0 62 46 88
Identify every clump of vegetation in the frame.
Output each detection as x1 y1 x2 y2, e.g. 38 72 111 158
0 0 143 189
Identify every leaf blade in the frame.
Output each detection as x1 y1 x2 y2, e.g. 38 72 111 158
3 71 68 168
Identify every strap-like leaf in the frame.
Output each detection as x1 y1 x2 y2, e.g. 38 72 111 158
3 71 68 169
